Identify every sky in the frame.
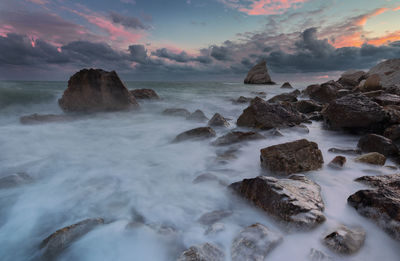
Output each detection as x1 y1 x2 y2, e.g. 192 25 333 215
0 0 400 81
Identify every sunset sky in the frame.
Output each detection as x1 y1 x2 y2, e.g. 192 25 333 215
0 0 400 80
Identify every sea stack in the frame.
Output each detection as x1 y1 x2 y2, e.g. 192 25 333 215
58 69 139 112
244 61 275 85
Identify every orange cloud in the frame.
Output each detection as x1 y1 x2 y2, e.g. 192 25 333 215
367 30 400 46
331 32 364 48
354 7 388 26
394 6 400 11
221 0 308 15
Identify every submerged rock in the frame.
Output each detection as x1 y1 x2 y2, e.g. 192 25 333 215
368 59 400 88
309 248 332 261
323 225 366 255
208 113 229 127
237 97 305 130
129 88 160 100
177 243 224 261
187 110 208 122
281 82 293 88
354 152 386 166
230 175 325 228
198 210 232 225
163 108 191 117
174 127 216 142
231 223 282 261
0 172 33 189
328 156 346 168
20 114 74 124
357 134 398 157
260 139 323 175
58 69 138 112
212 131 265 146
232 96 252 104
244 61 274 84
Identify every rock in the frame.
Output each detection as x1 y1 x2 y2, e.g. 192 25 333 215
20 114 74 124
384 124 400 141
163 108 191 117
383 105 400 124
237 97 305 130
368 59 400 88
205 223 225 235
251 91 267 97
192 173 227 186
355 152 386 165
309 248 332 261
328 156 346 168
281 82 293 88
129 88 160 100
267 90 299 103
328 147 361 155
230 175 325 228
260 139 324 175
322 94 387 132
187 110 208 122
198 210 232 225
338 70 366 87
231 223 282 261
212 131 265 146
58 69 138 112
323 225 366 255
295 100 323 113
361 74 382 92
0 172 33 189
177 243 224 261
304 82 339 103
373 93 400 106
244 61 274 85
337 89 351 98
348 174 400 240
232 96 252 104
357 134 398 157
208 113 229 127
306 112 324 121
40 218 104 259
174 127 216 142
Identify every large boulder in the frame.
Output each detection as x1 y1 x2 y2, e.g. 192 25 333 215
58 69 138 112
244 61 275 84
368 59 400 88
322 94 387 132
174 127 216 142
323 225 366 255
357 134 398 157
338 70 366 87
304 82 340 103
260 139 323 175
129 89 160 100
361 74 382 92
212 131 265 146
230 175 325 228
231 223 282 261
237 97 305 130
177 243 224 261
348 174 400 240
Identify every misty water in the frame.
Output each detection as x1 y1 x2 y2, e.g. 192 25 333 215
0 80 399 261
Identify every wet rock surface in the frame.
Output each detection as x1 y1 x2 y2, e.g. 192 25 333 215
328 147 361 155
244 61 274 85
323 225 366 255
177 243 225 261
174 127 216 142
357 134 398 157
198 210 232 225
129 88 160 100
267 90 299 103
212 131 265 146
295 100 323 114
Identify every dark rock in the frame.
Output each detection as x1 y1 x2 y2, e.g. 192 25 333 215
328 156 346 168
281 82 293 88
163 108 191 117
198 210 232 225
187 110 208 122
338 70 366 87
307 112 324 121
295 100 323 113
355 152 386 165
383 105 400 124
177 243 224 261
373 93 400 106
20 114 74 124
129 89 160 100
231 223 282 261
323 225 366 254
357 134 398 157
230 175 325 228
260 139 323 175
337 89 351 98
244 61 274 84
208 113 229 127
212 131 265 146
232 96 252 104
304 82 339 103
58 69 138 112
384 124 400 141
174 127 216 142
355 173 400 188
237 97 305 130
0 172 33 189
362 74 381 92
267 90 299 103
328 147 362 155
362 90 384 97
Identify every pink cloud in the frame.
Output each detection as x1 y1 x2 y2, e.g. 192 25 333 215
25 0 48 5
394 6 400 11
221 0 309 15
354 7 388 26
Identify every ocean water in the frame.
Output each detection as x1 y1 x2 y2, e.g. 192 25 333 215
0 80 399 261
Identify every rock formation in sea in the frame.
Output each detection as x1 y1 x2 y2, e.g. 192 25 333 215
244 61 275 84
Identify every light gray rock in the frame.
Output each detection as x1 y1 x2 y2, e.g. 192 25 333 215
177 243 225 261
198 210 232 225
368 59 400 88
244 61 275 85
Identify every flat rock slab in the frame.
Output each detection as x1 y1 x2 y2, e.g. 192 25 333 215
260 139 323 175
212 131 265 146
174 127 216 142
230 175 325 228
177 243 225 261
323 225 366 255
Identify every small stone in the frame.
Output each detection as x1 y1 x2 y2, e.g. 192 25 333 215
323 225 366 255
354 152 386 165
281 82 293 88
208 113 229 127
328 156 346 168
187 110 208 122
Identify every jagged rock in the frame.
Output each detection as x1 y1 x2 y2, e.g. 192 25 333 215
198 210 232 225
328 156 346 168
322 94 387 132
129 88 160 100
244 61 275 84
309 248 332 261
187 110 208 122
368 59 400 88
208 113 229 127
174 127 216 142
357 134 398 157
237 97 305 130
281 82 293 88
304 82 339 103
348 174 400 240
267 90 300 103
260 139 323 175
177 243 224 261
328 147 362 155
355 152 386 165
212 131 265 146
373 93 400 106
58 69 138 112
232 96 252 104
163 108 191 117
230 175 325 228
231 223 282 261
0 172 33 189
20 114 74 124
384 124 400 141
295 100 323 113
338 70 366 87
40 218 104 259
323 225 366 254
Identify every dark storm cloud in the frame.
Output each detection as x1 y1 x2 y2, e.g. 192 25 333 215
151 48 213 64
109 12 148 30
128 44 149 63
210 45 232 61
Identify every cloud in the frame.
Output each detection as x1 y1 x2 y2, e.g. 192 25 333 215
109 12 148 30
151 48 213 64
210 45 232 61
220 0 309 15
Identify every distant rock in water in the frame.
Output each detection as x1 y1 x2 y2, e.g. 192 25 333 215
129 89 160 100
208 113 230 127
244 61 275 84
281 82 293 88
212 131 265 146
58 69 138 112
187 109 208 122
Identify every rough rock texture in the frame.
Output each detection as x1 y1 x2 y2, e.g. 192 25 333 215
174 127 216 142
281 82 293 88
187 110 208 122
58 69 138 112
304 82 339 103
244 61 275 84
20 114 74 124
260 139 324 175
129 88 160 100
237 97 305 130
267 90 299 103
384 124 400 141
212 131 265 146
177 243 225 261
163 108 191 117
295 100 323 114
322 94 387 132
230 175 325 228
368 59 400 88
231 223 282 261
198 210 232 225
323 225 366 254
373 93 400 106
338 70 366 87
208 113 229 127
348 174 400 240
354 152 386 166
328 156 346 168
0 172 33 189
362 74 382 92
40 218 104 259
357 134 398 157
